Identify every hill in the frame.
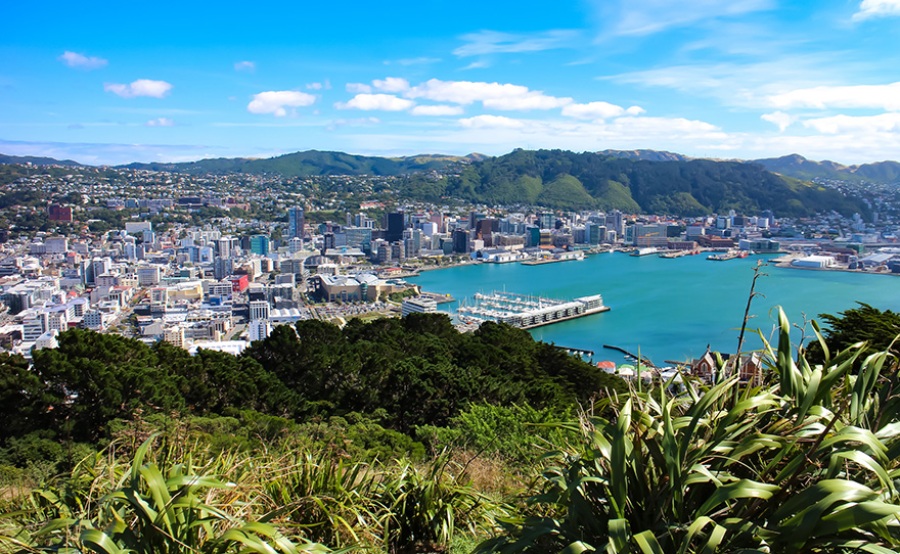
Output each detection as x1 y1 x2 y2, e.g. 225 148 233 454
753 154 900 183
598 149 691 162
433 149 866 217
121 150 478 176
0 153 84 167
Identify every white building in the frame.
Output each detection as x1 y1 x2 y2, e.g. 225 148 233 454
791 255 836 269
249 300 270 321
248 319 271 342
136 265 162 286
401 297 438 317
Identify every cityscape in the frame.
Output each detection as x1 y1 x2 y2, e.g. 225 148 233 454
5 1 900 552
0 154 898 360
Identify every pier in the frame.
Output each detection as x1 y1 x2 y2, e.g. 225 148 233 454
602 344 657 368
554 345 595 359
457 291 609 330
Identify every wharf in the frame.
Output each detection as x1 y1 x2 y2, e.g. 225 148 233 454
602 344 657 368
457 290 608 330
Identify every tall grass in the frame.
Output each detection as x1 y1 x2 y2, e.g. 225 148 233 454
477 308 900 553
1 435 504 554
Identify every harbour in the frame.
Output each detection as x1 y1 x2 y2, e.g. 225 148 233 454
408 251 900 365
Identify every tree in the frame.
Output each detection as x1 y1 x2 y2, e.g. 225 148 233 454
808 302 900 363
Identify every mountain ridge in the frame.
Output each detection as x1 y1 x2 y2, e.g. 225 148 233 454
2 149 898 184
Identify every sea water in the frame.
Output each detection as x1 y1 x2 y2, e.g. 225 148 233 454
407 253 900 364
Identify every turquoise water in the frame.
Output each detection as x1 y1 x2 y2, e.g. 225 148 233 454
408 253 900 365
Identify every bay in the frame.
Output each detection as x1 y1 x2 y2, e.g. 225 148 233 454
407 253 900 365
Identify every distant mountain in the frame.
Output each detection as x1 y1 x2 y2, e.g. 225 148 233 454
752 154 900 184
120 150 481 176
0 153 84 167
598 149 691 163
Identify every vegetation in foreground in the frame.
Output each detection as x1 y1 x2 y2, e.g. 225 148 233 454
2 307 900 552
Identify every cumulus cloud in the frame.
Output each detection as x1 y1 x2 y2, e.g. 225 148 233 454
346 82 373 93
561 101 644 119
403 78 568 111
484 93 572 110
852 0 900 21
761 111 795 132
410 105 465 116
802 112 900 134
459 115 526 129
234 61 255 72
59 51 108 70
768 82 900 111
372 77 410 93
335 93 414 111
453 29 579 56
145 117 174 127
104 79 172 98
247 90 316 116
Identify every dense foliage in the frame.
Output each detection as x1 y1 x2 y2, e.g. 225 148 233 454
4 309 900 553
1 314 625 458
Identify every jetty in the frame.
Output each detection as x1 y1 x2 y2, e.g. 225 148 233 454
602 344 657 368
456 290 609 330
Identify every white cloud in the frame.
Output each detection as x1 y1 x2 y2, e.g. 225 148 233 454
852 0 900 21
306 82 323 90
453 29 580 56
761 111 795 132
335 93 414 111
459 115 527 129
802 112 900 134
58 51 107 70
372 77 410 93
484 93 572 110
247 90 316 116
608 56 869 109
346 82 373 93
145 117 174 127
768 82 900 111
388 57 441 66
404 78 567 111
410 105 465 116
104 79 173 98
462 61 490 70
601 0 773 37
562 101 637 119
234 61 255 72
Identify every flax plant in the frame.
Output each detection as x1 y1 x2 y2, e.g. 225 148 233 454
478 308 900 553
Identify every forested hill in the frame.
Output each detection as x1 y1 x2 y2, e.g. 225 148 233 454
120 150 485 177
122 148 868 217
425 149 867 217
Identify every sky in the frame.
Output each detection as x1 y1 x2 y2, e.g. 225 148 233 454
2 0 900 166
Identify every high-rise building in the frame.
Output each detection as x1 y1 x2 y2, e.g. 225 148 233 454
288 207 305 239
452 229 469 254
386 212 404 243
249 235 270 256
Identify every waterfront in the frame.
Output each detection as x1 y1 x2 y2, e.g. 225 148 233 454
408 252 900 365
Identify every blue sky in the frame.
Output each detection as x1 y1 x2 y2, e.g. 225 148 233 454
2 0 900 165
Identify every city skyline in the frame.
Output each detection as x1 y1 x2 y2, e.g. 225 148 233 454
2 0 900 165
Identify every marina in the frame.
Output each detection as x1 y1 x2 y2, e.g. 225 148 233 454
456 290 609 329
